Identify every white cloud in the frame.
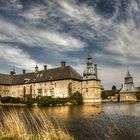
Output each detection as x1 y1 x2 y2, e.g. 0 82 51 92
0 44 51 71
19 5 47 24
0 18 85 52
0 0 140 88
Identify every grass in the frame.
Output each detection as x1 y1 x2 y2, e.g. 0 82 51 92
0 107 74 140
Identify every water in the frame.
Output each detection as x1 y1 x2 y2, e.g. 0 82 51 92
1 102 140 140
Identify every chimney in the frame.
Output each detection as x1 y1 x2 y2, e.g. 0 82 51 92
10 66 16 76
35 65 38 73
94 64 98 79
61 61 66 68
44 65 47 70
23 69 26 74
10 71 15 76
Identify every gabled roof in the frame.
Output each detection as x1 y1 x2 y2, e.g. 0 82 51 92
0 74 13 85
0 66 83 85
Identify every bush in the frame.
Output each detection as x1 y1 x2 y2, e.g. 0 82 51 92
70 91 83 105
136 92 140 99
0 96 24 104
37 96 54 107
101 91 108 99
37 96 69 107
26 98 36 107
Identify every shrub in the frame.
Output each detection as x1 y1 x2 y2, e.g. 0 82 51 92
26 98 36 107
101 91 108 99
136 92 140 99
70 91 83 105
37 96 54 107
0 97 24 104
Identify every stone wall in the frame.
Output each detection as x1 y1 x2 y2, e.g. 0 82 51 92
0 79 101 103
0 85 10 97
120 92 137 101
82 80 101 103
9 80 72 98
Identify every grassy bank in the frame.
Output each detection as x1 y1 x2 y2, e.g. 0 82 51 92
0 107 74 140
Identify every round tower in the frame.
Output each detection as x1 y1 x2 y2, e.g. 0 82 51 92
83 53 97 80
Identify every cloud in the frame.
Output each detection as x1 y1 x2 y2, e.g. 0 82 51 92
0 18 86 52
0 0 140 88
0 44 51 71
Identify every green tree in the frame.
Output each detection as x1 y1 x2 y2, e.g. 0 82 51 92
70 91 83 105
136 92 140 99
101 91 108 99
112 85 117 91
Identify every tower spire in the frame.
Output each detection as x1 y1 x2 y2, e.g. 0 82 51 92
13 65 15 73
127 66 131 77
83 51 97 80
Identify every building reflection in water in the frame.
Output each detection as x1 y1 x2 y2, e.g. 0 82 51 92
43 105 102 120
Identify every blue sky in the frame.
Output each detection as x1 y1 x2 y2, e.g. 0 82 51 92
0 0 140 89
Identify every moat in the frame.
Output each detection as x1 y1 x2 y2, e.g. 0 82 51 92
1 102 140 140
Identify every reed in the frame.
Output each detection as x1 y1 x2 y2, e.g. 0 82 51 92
0 107 73 140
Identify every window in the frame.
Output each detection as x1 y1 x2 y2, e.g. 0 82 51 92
86 81 88 84
86 88 88 92
37 89 42 95
44 88 47 93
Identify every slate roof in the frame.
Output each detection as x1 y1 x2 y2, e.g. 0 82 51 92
0 74 13 85
104 90 121 96
0 66 83 85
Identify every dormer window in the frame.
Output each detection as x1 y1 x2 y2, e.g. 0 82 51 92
37 74 39 77
24 78 30 83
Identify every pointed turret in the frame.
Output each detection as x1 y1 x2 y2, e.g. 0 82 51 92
121 67 136 92
83 53 98 80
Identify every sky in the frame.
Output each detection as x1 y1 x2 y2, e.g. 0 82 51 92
0 0 140 89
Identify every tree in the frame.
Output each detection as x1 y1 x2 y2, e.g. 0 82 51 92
112 85 117 91
101 91 108 99
136 92 140 99
70 91 83 105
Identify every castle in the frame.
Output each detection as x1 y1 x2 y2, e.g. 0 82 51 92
120 68 137 101
0 54 101 103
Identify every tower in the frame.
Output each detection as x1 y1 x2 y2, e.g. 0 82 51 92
83 53 98 80
124 68 134 92
120 67 137 101
82 52 101 103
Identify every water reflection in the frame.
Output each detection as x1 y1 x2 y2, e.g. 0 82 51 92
43 105 102 120
103 102 140 117
1 103 140 140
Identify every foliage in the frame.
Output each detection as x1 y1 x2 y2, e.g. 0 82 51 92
37 92 83 106
70 91 83 105
101 91 108 99
37 96 69 107
26 98 36 107
112 85 117 91
37 96 60 107
136 92 140 99
0 96 24 104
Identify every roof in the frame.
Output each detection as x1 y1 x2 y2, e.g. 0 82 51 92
104 89 120 96
0 66 83 85
0 74 13 85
